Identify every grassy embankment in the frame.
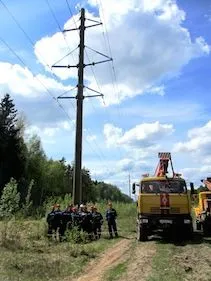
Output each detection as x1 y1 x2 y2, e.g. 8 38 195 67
0 202 136 281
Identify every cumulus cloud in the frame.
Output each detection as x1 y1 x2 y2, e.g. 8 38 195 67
0 62 72 98
173 120 211 154
104 121 174 149
179 166 211 184
25 120 75 141
34 0 210 105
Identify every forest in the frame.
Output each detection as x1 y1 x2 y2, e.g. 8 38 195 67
0 93 132 217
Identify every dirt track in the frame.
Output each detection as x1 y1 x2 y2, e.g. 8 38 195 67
68 234 211 281
69 238 156 281
71 239 131 281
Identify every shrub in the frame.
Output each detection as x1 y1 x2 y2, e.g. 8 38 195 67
0 178 20 218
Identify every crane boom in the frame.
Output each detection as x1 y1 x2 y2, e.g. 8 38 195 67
154 152 175 177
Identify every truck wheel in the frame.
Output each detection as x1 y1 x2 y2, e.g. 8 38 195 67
137 225 148 241
203 223 210 236
185 224 193 240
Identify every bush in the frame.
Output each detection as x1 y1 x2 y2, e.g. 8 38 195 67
0 178 20 218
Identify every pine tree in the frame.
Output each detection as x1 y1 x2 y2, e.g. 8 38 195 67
0 94 27 194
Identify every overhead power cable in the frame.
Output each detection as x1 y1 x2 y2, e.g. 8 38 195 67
0 36 112 171
0 1 115 180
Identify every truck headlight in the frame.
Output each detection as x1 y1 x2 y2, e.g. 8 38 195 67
184 219 191 224
141 218 148 223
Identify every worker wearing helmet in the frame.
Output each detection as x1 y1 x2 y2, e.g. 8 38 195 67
71 206 81 228
60 204 73 241
106 202 118 239
53 203 63 241
92 206 103 239
79 204 92 239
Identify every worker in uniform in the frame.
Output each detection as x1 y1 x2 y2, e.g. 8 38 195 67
91 206 103 239
71 206 80 229
46 205 56 238
106 202 118 239
53 204 63 241
59 204 73 241
79 204 92 239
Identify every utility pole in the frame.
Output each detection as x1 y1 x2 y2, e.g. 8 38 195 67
52 8 112 206
73 8 85 205
129 174 131 198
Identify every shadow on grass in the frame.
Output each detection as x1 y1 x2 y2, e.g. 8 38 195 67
148 231 211 246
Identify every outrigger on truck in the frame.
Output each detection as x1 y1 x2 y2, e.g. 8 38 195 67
132 152 194 241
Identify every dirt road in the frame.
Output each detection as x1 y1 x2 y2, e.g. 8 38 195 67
70 237 156 281
70 238 132 281
70 234 211 281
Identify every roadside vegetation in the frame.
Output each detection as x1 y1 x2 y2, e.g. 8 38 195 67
0 93 136 281
0 202 136 281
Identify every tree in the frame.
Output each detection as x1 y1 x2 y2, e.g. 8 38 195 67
0 178 20 218
0 94 27 193
26 135 46 206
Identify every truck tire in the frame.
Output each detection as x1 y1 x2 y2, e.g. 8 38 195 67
203 222 210 236
137 224 148 241
185 224 193 240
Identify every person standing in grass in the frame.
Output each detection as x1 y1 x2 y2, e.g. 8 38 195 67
106 202 118 239
91 206 103 239
46 205 56 238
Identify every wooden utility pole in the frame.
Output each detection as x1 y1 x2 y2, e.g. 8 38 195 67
129 174 131 198
52 8 112 206
73 8 85 205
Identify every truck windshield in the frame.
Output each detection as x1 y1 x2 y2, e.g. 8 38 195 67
141 180 187 194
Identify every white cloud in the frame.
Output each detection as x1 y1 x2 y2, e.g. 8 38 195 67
60 120 75 131
34 0 210 105
0 62 71 98
104 121 174 149
173 120 211 154
179 166 211 184
25 120 75 140
103 123 122 147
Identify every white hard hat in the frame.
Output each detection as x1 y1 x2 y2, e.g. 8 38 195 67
80 204 84 208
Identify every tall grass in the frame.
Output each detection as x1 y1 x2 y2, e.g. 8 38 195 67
0 202 136 281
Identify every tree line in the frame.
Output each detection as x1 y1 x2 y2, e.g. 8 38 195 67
0 93 132 216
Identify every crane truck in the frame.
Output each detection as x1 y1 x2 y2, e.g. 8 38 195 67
194 178 211 236
132 152 194 241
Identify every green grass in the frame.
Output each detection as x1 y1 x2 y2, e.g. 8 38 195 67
105 261 128 281
0 202 136 281
147 244 185 281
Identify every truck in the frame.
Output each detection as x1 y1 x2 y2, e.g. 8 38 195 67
132 152 194 241
194 178 211 236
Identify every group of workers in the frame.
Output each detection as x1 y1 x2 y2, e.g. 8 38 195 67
46 202 118 241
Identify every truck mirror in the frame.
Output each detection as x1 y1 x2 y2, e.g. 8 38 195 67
190 182 194 194
132 183 136 194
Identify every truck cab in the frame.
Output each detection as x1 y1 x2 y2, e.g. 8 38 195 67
133 153 193 241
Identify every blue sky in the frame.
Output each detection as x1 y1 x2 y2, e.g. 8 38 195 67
1 0 211 195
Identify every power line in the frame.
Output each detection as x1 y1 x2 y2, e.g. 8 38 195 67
0 0 117 184
47 3 115 176
0 36 112 174
0 0 75 96
0 36 75 121
64 2 114 162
